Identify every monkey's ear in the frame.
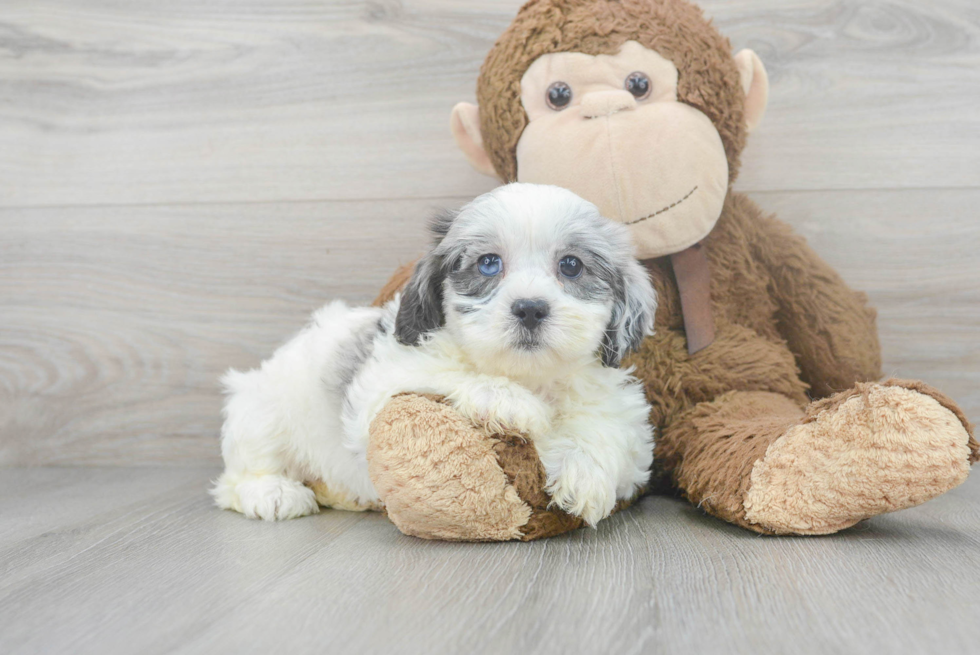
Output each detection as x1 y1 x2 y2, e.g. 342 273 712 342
450 102 499 178
734 50 769 133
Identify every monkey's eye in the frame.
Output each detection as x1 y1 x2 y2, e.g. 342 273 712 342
478 254 503 277
558 256 583 279
546 82 572 110
625 72 651 100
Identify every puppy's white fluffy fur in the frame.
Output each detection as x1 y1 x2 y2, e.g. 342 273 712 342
213 183 657 526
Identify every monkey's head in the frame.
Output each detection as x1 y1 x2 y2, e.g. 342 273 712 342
451 0 769 259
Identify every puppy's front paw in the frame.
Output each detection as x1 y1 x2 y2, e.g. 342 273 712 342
233 475 319 521
545 455 617 527
449 380 552 437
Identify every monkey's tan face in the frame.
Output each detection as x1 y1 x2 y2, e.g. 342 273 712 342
515 41 729 259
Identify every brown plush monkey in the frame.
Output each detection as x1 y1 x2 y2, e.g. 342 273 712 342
364 0 978 540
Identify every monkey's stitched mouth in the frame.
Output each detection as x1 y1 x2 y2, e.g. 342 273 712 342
625 186 698 226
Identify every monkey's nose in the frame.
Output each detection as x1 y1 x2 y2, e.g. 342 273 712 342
580 90 637 118
512 299 550 331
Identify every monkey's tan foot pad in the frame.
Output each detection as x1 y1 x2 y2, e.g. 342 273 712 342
367 393 598 541
743 380 976 535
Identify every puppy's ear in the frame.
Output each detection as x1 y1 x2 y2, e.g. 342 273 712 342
600 261 657 367
394 210 457 346
394 254 446 346
427 209 456 247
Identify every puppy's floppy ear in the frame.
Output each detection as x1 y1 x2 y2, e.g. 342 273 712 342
600 260 657 367
427 208 456 246
394 210 457 346
394 254 445 346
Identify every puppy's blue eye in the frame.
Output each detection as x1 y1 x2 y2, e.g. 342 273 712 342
558 255 583 279
478 254 502 277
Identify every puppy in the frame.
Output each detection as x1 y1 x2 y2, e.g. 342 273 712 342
212 183 657 526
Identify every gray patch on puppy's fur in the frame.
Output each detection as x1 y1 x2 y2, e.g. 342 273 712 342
333 321 379 393
546 209 655 368
394 208 465 345
394 253 447 346
560 249 620 303
428 209 457 245
449 262 501 299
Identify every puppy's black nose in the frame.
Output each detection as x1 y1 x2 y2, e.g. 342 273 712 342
512 299 550 331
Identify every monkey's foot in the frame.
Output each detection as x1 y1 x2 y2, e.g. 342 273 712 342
743 380 977 535
366 393 615 541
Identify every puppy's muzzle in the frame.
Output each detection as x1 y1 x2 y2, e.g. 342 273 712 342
512 299 550 331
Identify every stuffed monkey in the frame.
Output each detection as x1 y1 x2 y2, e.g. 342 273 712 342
364 0 978 540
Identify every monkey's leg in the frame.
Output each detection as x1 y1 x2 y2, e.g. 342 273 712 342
661 383 978 535
367 393 588 541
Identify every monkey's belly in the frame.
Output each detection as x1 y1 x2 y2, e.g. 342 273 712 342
625 321 809 428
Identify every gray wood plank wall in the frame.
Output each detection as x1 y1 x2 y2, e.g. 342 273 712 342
1 0 978 466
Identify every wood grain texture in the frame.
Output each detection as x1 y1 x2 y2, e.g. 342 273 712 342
0 5 977 460
2 190 977 465
0 200 436 465
1 0 978 208
756 188 980 416
0 467 978 655
2 3 978 652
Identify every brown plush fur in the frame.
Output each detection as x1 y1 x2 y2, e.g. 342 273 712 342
605 192 883 529
366 0 975 540
367 394 531 541
492 434 586 540
372 190 975 539
477 0 747 183
743 382 976 534
492 434 641 539
366 393 598 541
663 391 804 533
812 378 979 462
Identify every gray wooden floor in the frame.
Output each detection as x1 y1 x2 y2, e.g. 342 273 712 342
1 468 979 655
2 0 979 653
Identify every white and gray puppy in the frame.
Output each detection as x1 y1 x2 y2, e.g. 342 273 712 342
213 183 657 526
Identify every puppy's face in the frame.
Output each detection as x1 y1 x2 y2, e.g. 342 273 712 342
395 183 656 379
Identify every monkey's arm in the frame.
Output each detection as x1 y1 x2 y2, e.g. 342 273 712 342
744 198 882 398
